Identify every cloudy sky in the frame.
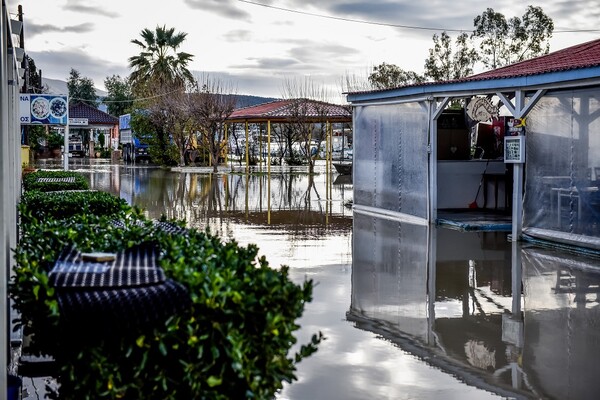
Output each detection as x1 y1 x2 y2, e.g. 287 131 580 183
13 0 600 102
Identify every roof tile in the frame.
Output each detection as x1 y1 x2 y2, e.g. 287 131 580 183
69 102 118 125
349 38 600 95
229 98 351 121
463 38 600 82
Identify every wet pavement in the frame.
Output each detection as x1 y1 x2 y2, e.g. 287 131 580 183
17 158 600 399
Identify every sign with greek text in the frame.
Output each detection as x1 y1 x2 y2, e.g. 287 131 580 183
20 94 68 125
69 118 88 126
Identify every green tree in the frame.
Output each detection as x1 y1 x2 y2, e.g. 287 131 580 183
128 25 195 95
103 74 133 117
146 82 190 167
23 55 45 94
424 32 479 82
473 6 554 69
66 68 98 107
130 91 179 166
22 55 47 149
368 62 425 89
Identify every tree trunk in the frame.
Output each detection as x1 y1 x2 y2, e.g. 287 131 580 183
212 148 219 172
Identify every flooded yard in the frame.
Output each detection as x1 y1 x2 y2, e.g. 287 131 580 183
32 158 600 399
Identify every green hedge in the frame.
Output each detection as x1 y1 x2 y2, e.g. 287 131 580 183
22 170 89 192
19 190 133 224
11 187 322 399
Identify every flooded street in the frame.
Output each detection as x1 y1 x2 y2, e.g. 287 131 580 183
34 158 600 399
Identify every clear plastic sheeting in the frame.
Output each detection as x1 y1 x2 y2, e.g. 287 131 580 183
350 212 429 342
521 246 600 399
353 102 429 219
523 87 600 249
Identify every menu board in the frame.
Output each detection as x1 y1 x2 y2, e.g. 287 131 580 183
504 136 525 163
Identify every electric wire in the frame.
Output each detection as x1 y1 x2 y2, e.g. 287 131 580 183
69 87 183 104
237 0 600 34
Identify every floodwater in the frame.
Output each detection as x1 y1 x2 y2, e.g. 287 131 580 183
32 158 600 399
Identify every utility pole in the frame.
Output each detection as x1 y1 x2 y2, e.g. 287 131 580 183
18 4 29 145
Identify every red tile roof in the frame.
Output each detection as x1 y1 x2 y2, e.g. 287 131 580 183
228 98 351 122
462 37 600 82
69 102 118 125
348 38 600 96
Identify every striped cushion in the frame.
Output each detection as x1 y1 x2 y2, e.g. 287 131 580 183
49 243 191 339
110 219 189 236
49 243 164 288
36 176 76 183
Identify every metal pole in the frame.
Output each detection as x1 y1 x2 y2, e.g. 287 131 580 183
267 120 271 225
259 123 262 172
512 90 525 241
224 123 228 166
326 121 330 203
1 3 11 394
63 123 69 170
245 120 249 173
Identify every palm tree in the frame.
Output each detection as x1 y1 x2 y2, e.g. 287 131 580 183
128 25 195 95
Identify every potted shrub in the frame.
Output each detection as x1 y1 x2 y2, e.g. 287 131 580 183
11 174 323 399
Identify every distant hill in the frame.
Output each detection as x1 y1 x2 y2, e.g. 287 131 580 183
42 77 277 108
234 94 278 108
43 77 107 97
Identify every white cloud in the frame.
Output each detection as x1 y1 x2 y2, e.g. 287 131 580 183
15 0 600 102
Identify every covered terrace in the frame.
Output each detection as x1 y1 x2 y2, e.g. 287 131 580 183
347 38 600 253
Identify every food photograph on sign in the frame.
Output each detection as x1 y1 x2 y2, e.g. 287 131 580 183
49 97 67 119
30 96 50 120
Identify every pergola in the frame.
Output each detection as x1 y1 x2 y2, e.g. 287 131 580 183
226 98 352 170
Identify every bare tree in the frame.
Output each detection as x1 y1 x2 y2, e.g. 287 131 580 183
228 122 245 167
339 70 372 93
280 77 334 174
270 123 303 165
187 75 238 172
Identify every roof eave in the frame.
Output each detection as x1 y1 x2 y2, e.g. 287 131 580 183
347 66 600 104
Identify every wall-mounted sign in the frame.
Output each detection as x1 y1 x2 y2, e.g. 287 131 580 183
119 113 131 130
507 117 526 135
69 118 88 126
504 135 525 163
466 97 498 122
20 94 68 125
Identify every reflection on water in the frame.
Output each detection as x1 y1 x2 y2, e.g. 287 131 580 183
351 212 600 400
34 159 600 399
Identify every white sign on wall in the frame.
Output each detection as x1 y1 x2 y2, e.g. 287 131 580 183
504 136 525 163
69 118 88 126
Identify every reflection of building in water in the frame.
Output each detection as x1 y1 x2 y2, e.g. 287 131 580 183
464 340 496 370
348 212 600 399
88 165 353 238
521 247 600 400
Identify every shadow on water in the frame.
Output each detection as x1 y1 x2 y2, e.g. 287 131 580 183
33 159 600 399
